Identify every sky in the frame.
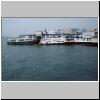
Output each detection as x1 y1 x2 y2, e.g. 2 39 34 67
2 18 98 37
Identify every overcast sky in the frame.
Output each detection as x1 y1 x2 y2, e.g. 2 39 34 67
2 18 98 37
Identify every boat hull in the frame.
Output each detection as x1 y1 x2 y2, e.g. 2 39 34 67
65 42 98 46
7 40 40 45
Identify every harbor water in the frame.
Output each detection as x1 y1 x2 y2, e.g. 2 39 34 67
2 37 98 81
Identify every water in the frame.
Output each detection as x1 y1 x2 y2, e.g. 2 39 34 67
2 37 98 81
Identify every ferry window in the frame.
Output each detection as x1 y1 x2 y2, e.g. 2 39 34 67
11 40 16 42
34 36 36 38
88 39 91 41
26 39 31 40
19 35 25 38
19 39 24 42
28 35 32 38
87 39 89 41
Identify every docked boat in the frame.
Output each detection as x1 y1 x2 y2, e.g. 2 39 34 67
39 37 66 44
39 33 66 44
7 34 41 45
65 31 98 45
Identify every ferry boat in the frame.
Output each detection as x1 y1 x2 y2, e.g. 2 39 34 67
7 35 40 45
7 34 41 45
39 33 66 44
64 31 98 46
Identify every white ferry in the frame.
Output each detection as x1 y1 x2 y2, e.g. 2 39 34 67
39 33 66 45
